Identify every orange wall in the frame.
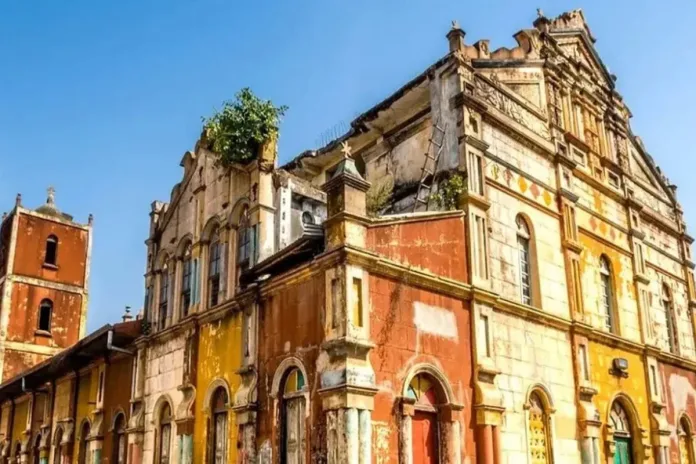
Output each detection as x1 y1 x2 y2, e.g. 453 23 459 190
8 282 82 347
12 213 87 287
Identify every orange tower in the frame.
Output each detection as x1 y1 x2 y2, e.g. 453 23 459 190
0 188 92 381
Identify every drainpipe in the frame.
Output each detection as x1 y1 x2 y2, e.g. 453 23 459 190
106 331 134 356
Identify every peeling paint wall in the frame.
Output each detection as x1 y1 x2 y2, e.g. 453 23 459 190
193 313 242 464
12 214 88 287
370 275 475 462
589 344 650 463
256 275 325 462
366 215 467 281
660 364 696 463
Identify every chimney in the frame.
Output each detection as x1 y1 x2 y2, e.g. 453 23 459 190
447 20 466 53
321 142 371 250
122 306 133 323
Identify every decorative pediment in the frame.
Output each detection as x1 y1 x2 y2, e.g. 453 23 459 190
628 138 675 203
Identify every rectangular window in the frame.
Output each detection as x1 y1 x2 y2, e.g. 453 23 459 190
607 170 621 189
635 242 646 275
467 151 484 196
582 108 601 154
181 259 192 318
572 147 586 166
571 259 583 313
518 236 532 305
650 365 659 396
331 278 340 329
209 242 221 307
158 271 169 331
352 277 363 328
481 315 491 358
579 344 590 381
472 215 489 280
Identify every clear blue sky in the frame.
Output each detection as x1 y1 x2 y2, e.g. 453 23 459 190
1 0 695 331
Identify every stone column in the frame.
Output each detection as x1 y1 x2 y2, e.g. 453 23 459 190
325 405 373 464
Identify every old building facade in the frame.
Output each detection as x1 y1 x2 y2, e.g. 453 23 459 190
0 189 92 382
0 7 694 464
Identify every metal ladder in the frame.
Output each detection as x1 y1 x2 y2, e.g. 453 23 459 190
412 117 447 212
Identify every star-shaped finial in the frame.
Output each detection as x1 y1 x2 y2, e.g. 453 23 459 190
47 186 55 205
340 141 352 159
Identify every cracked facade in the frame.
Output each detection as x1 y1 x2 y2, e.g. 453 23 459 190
0 8 694 464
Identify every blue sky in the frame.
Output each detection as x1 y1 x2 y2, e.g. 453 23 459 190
1 0 695 331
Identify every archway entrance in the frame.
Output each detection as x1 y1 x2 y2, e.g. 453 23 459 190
281 367 306 464
407 374 441 464
610 402 632 464
679 416 695 464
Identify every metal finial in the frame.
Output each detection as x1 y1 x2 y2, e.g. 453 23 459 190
537 8 544 18
15 194 21 207
451 20 460 30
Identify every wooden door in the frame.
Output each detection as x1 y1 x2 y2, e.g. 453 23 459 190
412 411 438 464
614 437 632 464
284 397 305 464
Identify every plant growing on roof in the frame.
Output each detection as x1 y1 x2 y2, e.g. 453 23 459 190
366 174 394 217
430 172 466 210
202 88 288 167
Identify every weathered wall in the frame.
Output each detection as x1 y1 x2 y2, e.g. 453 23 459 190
367 214 467 281
101 356 133 464
11 398 29 450
2 350 50 382
578 233 641 341
256 275 325 462
141 336 185 464
660 363 696 463
12 214 87 287
8 282 82 346
72 371 93 464
492 312 579 462
369 275 475 462
588 343 651 463
193 313 242 464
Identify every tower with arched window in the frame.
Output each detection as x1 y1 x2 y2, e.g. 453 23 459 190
0 187 92 381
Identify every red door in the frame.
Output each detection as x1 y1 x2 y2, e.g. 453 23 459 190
412 411 438 464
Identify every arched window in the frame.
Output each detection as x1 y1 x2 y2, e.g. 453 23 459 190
516 216 533 305
112 413 126 464
45 235 58 266
209 388 229 464
180 244 192 318
679 416 695 464
158 263 169 331
599 256 616 333
662 283 678 354
158 403 172 464
281 368 306 464
237 207 251 271
38 299 52 333
527 391 553 463
406 373 442 463
610 401 632 462
77 421 90 464
52 428 63 464
208 229 222 308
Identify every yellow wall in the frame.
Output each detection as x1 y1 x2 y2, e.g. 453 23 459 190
194 313 243 464
11 398 28 447
589 342 652 463
72 372 93 464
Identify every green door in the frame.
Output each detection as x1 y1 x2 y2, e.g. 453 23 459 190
614 437 632 464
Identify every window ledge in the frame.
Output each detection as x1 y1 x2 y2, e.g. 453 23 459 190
34 330 52 338
42 263 58 271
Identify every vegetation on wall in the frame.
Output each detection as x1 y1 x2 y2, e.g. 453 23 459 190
431 172 466 210
366 175 394 217
202 88 288 167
